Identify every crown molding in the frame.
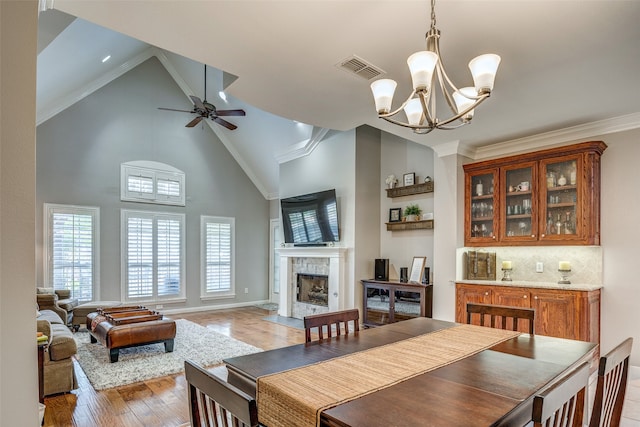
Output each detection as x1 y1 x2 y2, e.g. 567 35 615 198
431 140 475 159
36 47 156 125
274 126 330 164
473 113 640 160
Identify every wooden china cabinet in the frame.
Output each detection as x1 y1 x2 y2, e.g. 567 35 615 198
464 141 607 246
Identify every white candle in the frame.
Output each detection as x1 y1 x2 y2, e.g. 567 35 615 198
502 260 512 270
559 261 571 271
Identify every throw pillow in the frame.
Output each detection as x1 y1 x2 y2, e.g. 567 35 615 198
36 287 54 294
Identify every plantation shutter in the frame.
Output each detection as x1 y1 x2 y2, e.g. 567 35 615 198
205 222 232 292
126 216 154 299
156 178 181 197
157 218 181 296
49 209 96 301
127 175 154 199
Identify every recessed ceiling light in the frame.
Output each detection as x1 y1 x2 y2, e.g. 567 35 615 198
218 91 227 102
101 55 111 63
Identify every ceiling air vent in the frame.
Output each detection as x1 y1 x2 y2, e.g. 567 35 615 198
337 55 385 81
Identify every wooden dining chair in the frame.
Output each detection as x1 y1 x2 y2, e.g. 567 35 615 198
304 308 360 343
466 302 535 334
532 362 590 427
589 337 633 427
185 360 259 427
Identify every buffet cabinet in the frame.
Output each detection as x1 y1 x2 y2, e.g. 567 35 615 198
464 141 607 246
455 282 600 344
362 280 433 328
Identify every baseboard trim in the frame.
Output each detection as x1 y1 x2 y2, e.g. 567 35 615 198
161 300 270 316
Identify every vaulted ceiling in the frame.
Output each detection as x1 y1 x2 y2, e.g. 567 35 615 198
38 1 640 199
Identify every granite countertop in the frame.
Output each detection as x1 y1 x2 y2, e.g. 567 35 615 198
456 279 602 292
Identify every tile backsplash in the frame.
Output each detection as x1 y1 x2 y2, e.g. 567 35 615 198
456 246 603 285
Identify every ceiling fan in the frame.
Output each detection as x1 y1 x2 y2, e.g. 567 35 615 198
158 65 245 130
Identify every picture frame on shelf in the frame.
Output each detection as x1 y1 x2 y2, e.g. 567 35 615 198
403 172 416 186
389 208 401 223
408 256 427 283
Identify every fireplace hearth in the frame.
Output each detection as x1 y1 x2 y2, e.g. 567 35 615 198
297 274 329 307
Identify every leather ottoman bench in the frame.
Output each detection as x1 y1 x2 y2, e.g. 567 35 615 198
72 301 123 331
87 308 176 362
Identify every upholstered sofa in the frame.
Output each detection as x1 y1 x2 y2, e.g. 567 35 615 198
36 288 79 326
36 309 78 396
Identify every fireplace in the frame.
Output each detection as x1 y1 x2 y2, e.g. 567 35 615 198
276 247 348 319
297 274 329 307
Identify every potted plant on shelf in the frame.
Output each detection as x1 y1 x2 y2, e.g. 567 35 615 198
404 204 422 221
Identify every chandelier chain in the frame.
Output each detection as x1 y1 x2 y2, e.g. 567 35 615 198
430 0 436 29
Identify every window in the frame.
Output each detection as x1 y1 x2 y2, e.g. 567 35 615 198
201 216 235 298
44 204 99 302
121 161 185 206
121 210 185 302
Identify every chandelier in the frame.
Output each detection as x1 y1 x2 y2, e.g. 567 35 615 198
370 0 501 134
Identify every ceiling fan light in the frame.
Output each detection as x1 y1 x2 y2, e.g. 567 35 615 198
407 51 438 92
403 98 424 126
370 79 397 114
453 87 477 121
469 54 501 94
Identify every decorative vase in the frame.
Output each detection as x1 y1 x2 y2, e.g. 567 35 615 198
406 214 416 221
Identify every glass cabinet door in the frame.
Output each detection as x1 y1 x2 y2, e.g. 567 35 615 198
501 162 538 242
540 156 582 242
467 170 498 244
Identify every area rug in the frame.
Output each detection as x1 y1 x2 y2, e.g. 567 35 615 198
74 318 262 390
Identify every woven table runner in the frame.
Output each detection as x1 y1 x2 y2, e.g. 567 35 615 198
257 324 520 427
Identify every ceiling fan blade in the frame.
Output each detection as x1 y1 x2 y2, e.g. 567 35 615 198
158 107 194 113
215 109 246 117
186 116 204 128
189 95 206 111
213 117 238 130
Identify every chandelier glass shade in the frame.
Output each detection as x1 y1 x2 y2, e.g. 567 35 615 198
370 0 501 134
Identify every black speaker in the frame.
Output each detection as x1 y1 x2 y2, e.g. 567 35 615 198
423 267 430 284
400 267 408 283
374 258 389 281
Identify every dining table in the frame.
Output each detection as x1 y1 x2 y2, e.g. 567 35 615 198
223 317 597 427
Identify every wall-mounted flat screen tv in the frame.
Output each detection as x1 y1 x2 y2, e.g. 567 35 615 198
280 189 340 244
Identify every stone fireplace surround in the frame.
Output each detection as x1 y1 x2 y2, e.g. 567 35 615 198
276 246 348 319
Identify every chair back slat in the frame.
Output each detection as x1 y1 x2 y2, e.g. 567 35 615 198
185 360 258 427
466 302 535 334
532 362 589 427
304 309 360 343
589 337 633 427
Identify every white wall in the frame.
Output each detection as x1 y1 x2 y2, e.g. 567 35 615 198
0 1 39 425
598 129 640 366
380 133 435 281
431 151 465 321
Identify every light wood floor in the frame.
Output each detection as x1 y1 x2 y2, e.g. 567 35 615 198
42 307 304 427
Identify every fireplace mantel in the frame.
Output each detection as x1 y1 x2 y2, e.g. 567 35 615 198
276 246 348 318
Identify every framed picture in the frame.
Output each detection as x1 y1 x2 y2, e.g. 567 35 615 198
408 256 427 283
389 208 401 222
403 172 416 186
